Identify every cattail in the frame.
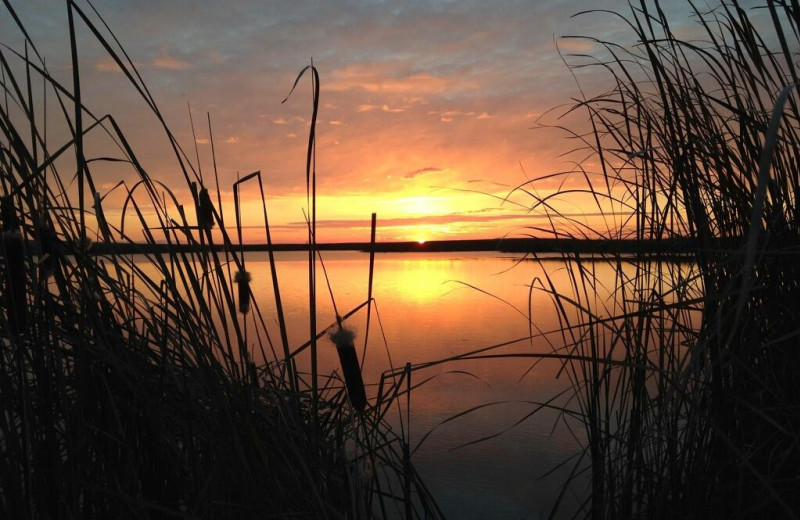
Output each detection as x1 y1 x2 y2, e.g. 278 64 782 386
2 197 26 335
197 187 215 230
329 323 366 412
37 219 60 277
234 269 251 314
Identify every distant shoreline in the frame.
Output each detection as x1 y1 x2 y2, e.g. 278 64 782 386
82 237 740 256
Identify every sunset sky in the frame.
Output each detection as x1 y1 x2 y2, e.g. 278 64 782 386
1 0 704 243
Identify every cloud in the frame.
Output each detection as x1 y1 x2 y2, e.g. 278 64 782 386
285 133 297 139
225 136 239 144
329 120 344 125
195 138 210 145
152 50 193 70
476 112 492 119
278 210 629 230
557 37 597 53
403 167 442 180
357 104 377 112
207 50 225 65
328 66 457 94
382 104 406 113
273 118 288 124
93 56 123 73
279 212 553 229
429 110 476 122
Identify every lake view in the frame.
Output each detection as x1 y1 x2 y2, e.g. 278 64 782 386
133 250 696 518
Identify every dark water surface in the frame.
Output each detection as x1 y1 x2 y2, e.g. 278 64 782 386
137 251 631 518
249 251 593 518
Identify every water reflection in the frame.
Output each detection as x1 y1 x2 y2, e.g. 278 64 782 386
131 251 698 519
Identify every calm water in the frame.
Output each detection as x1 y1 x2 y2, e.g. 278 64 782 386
136 251 682 518
240 250 591 518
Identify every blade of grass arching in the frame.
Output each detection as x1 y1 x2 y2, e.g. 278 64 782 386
233 171 295 391
66 1 88 259
71 0 199 187
361 215 376 372
207 113 233 289
187 102 203 185
450 389 576 451
288 300 371 359
24 43 37 205
302 209 341 321
726 82 798 347
548 449 588 520
283 63 321 428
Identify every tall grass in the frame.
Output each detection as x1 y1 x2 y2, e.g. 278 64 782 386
515 0 800 517
0 1 439 518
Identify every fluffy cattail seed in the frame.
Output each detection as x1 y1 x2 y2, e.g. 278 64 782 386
329 324 366 412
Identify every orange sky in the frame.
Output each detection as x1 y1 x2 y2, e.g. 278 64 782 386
1 0 700 243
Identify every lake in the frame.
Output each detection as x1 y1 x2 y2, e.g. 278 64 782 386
135 250 689 518
228 250 600 518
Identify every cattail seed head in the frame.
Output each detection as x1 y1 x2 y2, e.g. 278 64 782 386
329 324 366 411
197 188 215 230
235 269 251 314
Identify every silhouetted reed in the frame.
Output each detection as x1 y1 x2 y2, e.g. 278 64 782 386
0 2 439 518
388 1 800 517
519 0 800 517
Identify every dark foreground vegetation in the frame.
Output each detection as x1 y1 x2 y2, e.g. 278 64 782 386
515 0 800 517
3 0 800 518
0 2 438 518
386 1 800 518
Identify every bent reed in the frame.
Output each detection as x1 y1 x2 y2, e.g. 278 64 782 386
523 0 800 517
0 2 439 519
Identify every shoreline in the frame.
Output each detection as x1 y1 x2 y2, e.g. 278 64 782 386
79 237 741 255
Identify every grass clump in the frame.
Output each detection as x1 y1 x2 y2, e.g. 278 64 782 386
510 0 800 517
0 2 438 518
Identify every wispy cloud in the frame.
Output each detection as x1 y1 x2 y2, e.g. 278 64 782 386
93 56 123 73
403 167 442 180
152 50 193 70
429 110 476 122
328 66 457 94
280 211 610 230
